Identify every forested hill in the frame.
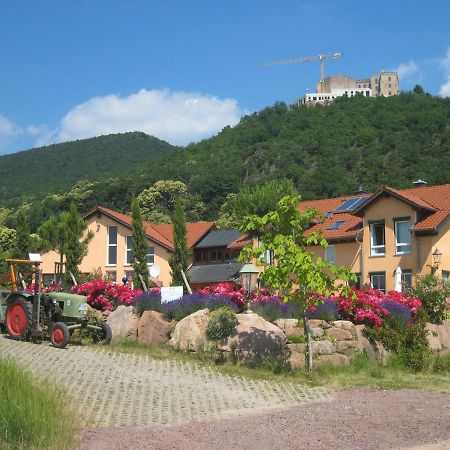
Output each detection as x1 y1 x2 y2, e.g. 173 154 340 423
0 132 177 205
78 92 450 217
2 92 450 229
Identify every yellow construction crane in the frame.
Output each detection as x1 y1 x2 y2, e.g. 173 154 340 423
264 51 343 93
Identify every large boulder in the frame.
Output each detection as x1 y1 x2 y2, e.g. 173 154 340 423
106 305 139 342
169 309 211 352
355 324 390 365
426 322 450 354
274 318 302 337
220 313 286 365
138 311 174 345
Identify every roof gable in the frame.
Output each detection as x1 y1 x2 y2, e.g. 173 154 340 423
84 206 214 250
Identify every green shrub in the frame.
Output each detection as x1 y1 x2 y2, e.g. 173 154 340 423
0 358 80 450
364 309 431 371
287 334 306 343
411 274 450 324
206 307 238 340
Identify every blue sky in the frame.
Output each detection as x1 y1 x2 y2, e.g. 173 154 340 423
0 0 449 155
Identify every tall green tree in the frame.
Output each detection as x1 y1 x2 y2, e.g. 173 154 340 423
12 211 32 259
169 197 191 287
39 204 93 286
131 198 150 289
216 179 299 228
239 195 354 371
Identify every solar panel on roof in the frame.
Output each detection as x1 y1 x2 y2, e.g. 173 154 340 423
334 196 366 212
327 220 345 230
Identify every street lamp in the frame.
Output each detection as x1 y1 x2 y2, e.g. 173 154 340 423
432 248 442 274
239 263 259 313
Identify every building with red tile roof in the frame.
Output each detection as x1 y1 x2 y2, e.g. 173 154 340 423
40 205 214 287
301 182 450 292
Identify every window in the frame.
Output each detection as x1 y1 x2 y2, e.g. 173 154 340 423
147 246 155 265
324 245 336 264
442 270 450 283
370 222 385 256
394 219 411 254
125 235 133 265
370 272 386 293
107 226 117 265
349 273 361 290
401 270 412 289
106 271 116 282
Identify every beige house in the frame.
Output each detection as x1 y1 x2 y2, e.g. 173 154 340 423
40 206 214 287
301 181 450 292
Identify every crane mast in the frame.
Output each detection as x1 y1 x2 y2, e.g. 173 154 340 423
264 51 343 93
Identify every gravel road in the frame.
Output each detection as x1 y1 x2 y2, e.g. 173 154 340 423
2 335 449 450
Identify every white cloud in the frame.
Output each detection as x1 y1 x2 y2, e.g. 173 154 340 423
394 60 419 81
0 113 22 149
438 46 450 97
52 89 245 146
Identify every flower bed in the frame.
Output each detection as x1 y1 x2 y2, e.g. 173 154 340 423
71 278 144 310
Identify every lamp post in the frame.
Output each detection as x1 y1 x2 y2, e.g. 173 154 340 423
431 248 442 274
239 263 259 313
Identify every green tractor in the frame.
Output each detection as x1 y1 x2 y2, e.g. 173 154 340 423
0 258 112 349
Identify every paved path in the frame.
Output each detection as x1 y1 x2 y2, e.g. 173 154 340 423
0 335 332 427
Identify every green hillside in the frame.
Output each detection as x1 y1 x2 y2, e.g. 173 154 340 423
0 132 177 205
2 91 450 230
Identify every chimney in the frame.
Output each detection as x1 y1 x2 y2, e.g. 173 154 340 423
353 185 366 195
413 180 427 188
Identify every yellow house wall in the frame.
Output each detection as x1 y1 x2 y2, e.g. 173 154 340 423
40 214 175 287
360 196 441 290
427 217 450 276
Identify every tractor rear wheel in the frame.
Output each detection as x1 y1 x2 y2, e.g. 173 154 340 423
50 322 70 349
92 321 112 345
5 298 32 340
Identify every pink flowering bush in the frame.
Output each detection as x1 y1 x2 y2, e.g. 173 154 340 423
71 277 144 311
332 287 422 327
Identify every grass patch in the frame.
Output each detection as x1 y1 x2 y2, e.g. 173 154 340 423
0 358 81 450
101 339 450 392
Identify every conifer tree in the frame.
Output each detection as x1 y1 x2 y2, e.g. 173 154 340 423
131 198 150 289
169 197 191 287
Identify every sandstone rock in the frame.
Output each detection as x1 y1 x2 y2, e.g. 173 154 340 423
332 320 357 337
169 309 210 352
311 340 336 355
308 319 330 329
326 327 354 341
220 313 286 364
316 353 350 367
355 324 390 365
336 340 363 357
107 305 139 342
274 318 302 336
138 311 174 345
426 322 450 354
287 343 307 354
288 350 306 369
310 327 324 338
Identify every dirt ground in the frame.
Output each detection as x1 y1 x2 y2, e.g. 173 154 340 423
79 388 450 450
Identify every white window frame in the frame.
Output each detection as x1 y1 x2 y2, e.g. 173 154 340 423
107 226 117 266
394 219 411 254
324 245 336 264
370 272 386 293
147 246 155 265
125 235 133 265
370 222 385 256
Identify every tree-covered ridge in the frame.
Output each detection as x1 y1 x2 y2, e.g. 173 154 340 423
2 92 450 231
0 132 177 206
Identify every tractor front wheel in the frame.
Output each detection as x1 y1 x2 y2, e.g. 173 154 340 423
50 322 70 349
5 298 32 340
92 321 112 345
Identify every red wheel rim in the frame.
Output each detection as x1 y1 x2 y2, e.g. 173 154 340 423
52 327 64 344
6 303 28 336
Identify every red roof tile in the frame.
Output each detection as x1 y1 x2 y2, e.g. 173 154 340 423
227 234 252 250
85 206 214 250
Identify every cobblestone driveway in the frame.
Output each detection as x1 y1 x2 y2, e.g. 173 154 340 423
0 335 332 427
